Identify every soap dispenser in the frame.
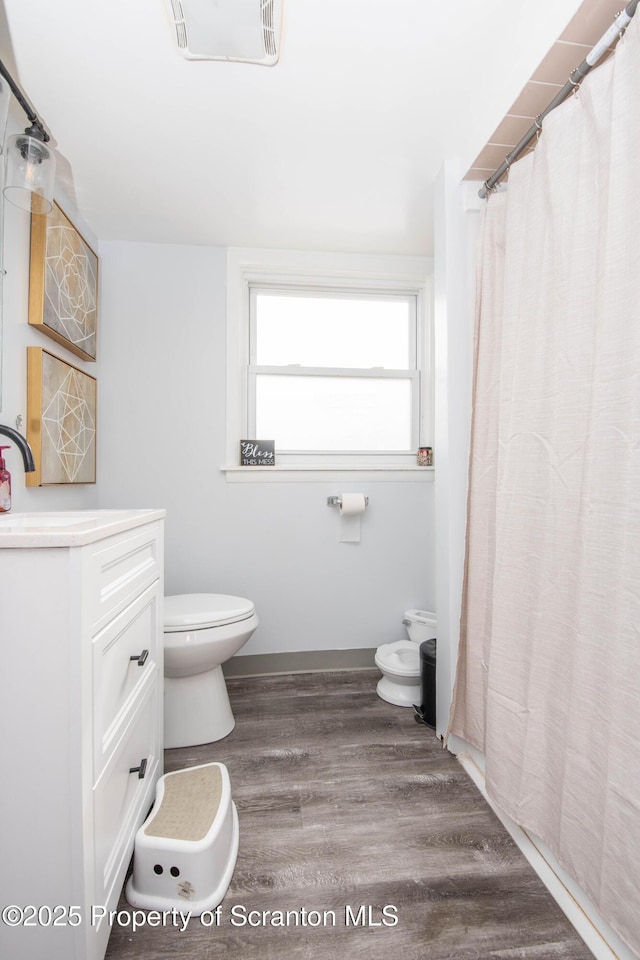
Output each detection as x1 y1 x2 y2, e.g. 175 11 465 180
0 446 11 513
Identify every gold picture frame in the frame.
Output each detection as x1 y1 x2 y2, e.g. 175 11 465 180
26 347 97 486
28 201 99 362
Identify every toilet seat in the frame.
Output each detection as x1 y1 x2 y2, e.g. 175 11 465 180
164 594 255 632
374 639 420 677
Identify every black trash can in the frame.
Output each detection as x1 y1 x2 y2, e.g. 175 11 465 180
416 638 436 728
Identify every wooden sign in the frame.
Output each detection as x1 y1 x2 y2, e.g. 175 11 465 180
240 440 275 466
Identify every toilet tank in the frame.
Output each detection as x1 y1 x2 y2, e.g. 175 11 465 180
403 609 436 644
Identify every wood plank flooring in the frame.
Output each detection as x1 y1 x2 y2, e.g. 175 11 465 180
105 670 593 960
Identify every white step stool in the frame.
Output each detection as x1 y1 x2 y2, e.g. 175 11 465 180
126 761 238 915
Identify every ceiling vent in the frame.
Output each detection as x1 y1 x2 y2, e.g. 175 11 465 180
166 0 283 66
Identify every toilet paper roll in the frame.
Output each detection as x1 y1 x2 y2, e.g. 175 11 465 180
339 493 367 543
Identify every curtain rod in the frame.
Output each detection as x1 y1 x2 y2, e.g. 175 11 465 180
478 0 638 199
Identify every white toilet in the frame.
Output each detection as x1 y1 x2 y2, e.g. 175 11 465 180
163 593 258 749
374 609 436 707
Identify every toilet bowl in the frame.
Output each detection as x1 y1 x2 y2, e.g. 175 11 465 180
163 593 258 748
374 609 436 707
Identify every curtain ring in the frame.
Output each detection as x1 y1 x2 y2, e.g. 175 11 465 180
568 70 581 94
534 114 543 140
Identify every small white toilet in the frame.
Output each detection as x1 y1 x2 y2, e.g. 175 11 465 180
374 609 436 707
163 594 258 749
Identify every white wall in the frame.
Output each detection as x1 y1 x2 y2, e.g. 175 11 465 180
0 112 100 513
97 241 435 657
433 162 481 735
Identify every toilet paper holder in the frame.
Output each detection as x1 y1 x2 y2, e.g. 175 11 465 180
327 495 369 507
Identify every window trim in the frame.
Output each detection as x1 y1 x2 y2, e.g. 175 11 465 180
224 248 433 481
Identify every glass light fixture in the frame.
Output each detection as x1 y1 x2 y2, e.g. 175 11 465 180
3 125 55 215
0 59 55 215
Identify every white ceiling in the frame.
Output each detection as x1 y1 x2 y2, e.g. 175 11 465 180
1 0 584 256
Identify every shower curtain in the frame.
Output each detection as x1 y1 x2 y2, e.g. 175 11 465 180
449 12 640 955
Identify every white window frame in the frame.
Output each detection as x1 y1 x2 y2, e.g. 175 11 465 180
224 248 433 482
248 284 420 459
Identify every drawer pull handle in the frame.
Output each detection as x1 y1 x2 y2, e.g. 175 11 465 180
130 649 149 667
129 758 148 780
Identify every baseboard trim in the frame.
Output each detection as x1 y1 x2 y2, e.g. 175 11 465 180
223 648 378 678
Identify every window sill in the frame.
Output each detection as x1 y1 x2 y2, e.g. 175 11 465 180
221 465 435 483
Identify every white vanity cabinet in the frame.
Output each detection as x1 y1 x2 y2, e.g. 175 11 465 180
0 510 165 960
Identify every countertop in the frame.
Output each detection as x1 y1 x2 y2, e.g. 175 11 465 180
0 509 166 548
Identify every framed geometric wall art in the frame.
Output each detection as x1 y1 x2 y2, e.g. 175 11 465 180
28 201 98 362
26 347 97 486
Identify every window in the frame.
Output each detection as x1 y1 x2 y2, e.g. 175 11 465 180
249 288 419 458
225 249 432 478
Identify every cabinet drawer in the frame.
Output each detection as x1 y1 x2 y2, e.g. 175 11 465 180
87 523 162 634
93 580 162 780
93 680 161 913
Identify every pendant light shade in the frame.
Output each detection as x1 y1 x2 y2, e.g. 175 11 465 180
3 130 55 215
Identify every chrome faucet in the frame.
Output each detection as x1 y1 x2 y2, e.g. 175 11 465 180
0 425 35 472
